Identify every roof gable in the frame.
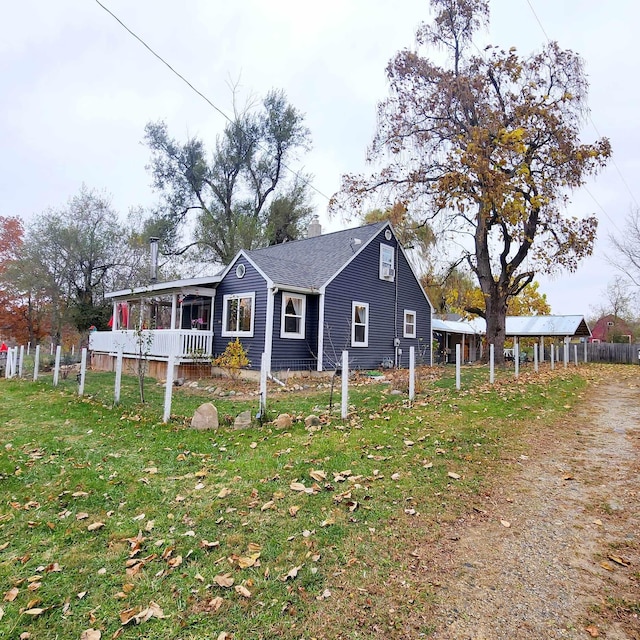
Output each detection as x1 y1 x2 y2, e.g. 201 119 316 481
243 222 388 289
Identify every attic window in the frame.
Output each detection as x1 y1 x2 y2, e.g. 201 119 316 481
379 244 395 281
236 264 246 279
607 321 614 327
281 293 306 339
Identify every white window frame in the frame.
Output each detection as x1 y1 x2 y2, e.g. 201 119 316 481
221 292 255 337
351 301 369 347
280 293 306 339
403 309 416 338
379 243 395 281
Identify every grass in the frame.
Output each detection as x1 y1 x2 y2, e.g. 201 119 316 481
0 363 597 639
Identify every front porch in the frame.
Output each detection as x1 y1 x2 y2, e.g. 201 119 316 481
90 276 221 379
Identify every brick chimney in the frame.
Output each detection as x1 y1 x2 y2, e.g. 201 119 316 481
307 215 322 238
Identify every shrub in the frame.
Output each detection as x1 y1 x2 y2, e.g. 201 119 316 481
212 338 251 379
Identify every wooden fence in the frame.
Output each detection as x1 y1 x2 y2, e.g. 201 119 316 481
586 342 640 365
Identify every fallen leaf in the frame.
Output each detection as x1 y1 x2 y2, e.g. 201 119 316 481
237 553 260 569
500 520 511 528
309 469 326 482
290 482 306 492
600 561 615 571
585 625 599 637
4 587 18 602
24 607 46 616
214 573 234 588
217 632 232 640
80 629 101 640
288 505 301 517
234 585 251 598
260 500 275 511
217 488 232 499
76 512 89 521
447 472 461 480
208 596 224 611
608 555 629 567
87 522 105 532
200 539 220 550
77 591 87 599
72 491 89 498
281 565 302 581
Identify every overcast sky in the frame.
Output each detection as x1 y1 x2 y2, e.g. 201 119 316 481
1 0 638 317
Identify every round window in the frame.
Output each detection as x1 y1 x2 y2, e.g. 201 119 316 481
236 264 246 279
384 229 392 240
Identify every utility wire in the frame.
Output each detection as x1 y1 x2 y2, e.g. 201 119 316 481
94 0 334 207
524 0 639 219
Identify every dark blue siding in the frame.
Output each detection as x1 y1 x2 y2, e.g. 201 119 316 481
271 291 320 370
322 229 431 370
212 256 267 370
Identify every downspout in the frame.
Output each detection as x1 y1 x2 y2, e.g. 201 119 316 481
394 241 399 368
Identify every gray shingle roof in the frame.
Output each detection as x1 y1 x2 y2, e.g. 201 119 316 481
245 221 387 289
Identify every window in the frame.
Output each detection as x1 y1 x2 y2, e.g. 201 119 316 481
352 301 369 347
222 293 255 337
379 243 395 281
281 293 306 339
403 310 416 338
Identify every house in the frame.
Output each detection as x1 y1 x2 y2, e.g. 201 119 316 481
589 314 635 343
90 221 434 378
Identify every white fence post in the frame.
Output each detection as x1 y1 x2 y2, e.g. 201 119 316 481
18 345 24 378
584 340 588 363
114 349 123 405
550 344 555 370
341 350 349 420
33 345 40 381
260 353 268 418
53 345 62 386
163 352 175 423
574 344 578 366
78 348 87 396
489 344 495 384
534 343 539 373
409 346 415 402
514 343 519 378
455 344 461 390
563 341 568 369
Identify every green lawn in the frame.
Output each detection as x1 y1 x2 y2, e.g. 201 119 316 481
0 364 595 639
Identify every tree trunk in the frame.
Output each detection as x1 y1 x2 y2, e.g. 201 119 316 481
484 289 508 366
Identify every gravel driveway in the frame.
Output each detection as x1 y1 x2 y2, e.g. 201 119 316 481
427 370 640 639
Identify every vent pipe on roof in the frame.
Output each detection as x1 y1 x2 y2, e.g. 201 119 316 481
307 215 322 238
149 237 159 283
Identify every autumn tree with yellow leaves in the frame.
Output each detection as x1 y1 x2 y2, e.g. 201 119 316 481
335 0 611 363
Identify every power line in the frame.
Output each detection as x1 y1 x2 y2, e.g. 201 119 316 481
524 0 639 216
94 0 334 207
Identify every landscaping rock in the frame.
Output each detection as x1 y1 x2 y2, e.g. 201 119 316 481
304 414 321 429
190 403 219 430
273 413 293 429
233 410 252 430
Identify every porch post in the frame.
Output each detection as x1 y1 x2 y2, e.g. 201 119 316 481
264 286 275 374
112 301 118 331
170 294 178 330
317 292 325 371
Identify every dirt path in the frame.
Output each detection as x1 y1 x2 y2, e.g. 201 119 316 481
427 371 640 639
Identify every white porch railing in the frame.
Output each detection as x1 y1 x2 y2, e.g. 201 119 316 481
89 330 214 361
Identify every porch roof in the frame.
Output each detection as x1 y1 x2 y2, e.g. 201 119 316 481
106 275 221 301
